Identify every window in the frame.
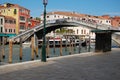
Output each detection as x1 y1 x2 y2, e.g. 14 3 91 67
77 29 79 34
20 25 25 29
9 29 11 32
106 20 108 23
5 29 7 32
84 30 86 34
47 16 49 18
20 16 25 21
0 19 3 25
14 29 15 33
81 29 83 34
14 9 17 14
14 20 16 24
0 27 3 32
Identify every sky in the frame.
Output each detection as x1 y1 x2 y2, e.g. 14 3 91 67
1 0 120 17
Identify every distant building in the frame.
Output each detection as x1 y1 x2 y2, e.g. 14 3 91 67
111 16 120 28
40 11 96 38
0 3 30 34
30 17 40 29
4 16 16 35
0 14 16 43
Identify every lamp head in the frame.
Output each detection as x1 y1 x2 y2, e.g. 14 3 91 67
43 0 48 5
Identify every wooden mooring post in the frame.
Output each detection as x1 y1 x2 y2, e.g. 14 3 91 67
19 38 23 60
60 39 62 56
69 41 72 55
9 40 13 63
46 38 50 58
31 37 34 60
34 34 39 58
2 37 5 59
0 40 2 62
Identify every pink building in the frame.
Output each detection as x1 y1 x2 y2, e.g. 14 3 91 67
4 16 16 35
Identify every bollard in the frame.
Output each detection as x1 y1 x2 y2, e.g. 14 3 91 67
31 37 34 60
9 40 13 63
19 38 22 60
60 39 62 56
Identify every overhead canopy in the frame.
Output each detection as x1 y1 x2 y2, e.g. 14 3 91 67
91 29 120 33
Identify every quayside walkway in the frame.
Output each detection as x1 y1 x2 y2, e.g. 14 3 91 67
0 48 120 80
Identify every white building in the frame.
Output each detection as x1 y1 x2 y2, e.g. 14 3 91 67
40 11 112 39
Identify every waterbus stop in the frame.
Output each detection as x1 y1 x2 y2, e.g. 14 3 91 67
91 30 120 52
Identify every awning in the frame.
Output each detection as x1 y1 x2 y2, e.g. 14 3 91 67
0 33 16 37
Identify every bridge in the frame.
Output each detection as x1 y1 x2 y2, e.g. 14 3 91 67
10 18 120 45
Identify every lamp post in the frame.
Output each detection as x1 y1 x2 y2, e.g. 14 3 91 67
41 0 48 62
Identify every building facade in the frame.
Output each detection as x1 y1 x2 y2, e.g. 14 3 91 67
0 3 30 34
0 15 4 33
30 18 40 29
111 16 120 28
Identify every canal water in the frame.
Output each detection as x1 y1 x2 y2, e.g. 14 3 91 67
0 39 119 64
1 44 95 64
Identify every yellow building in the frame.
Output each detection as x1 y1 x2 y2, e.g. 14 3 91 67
0 3 30 34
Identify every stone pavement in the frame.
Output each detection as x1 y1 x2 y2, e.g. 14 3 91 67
0 48 120 80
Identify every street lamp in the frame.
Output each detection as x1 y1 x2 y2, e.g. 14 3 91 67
41 0 48 62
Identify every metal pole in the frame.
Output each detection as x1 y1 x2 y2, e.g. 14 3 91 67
53 30 56 54
41 4 47 62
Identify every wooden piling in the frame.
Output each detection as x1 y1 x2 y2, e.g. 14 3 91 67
78 39 81 53
35 46 39 57
19 38 22 60
9 40 13 63
65 36 67 51
46 39 50 58
69 41 72 55
31 37 34 60
2 37 5 59
60 39 62 56
0 38 1 62
34 35 39 58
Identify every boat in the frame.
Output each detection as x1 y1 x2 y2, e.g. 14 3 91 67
38 38 70 48
22 42 31 48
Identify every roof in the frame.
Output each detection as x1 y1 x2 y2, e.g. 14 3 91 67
44 11 111 20
0 3 30 11
46 11 86 17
